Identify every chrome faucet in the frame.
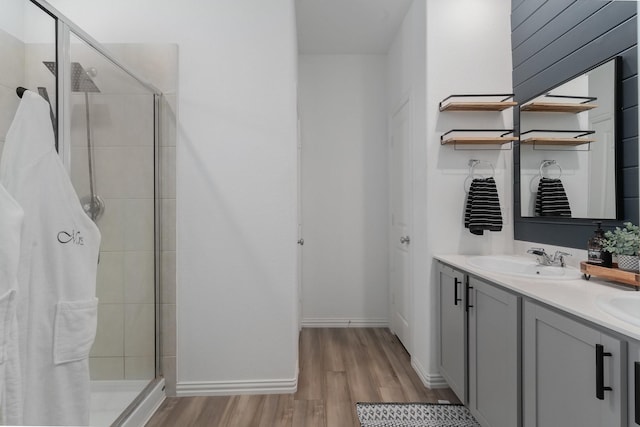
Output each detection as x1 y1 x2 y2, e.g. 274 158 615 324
527 248 571 267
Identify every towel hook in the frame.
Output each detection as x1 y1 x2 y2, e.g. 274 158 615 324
539 159 562 179
464 159 495 192
468 159 495 178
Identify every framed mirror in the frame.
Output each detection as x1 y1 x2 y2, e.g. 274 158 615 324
519 56 621 219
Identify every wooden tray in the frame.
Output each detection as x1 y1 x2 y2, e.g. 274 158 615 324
580 261 640 288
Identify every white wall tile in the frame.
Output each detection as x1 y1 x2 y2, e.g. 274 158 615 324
94 147 153 199
0 30 25 88
124 356 155 380
70 94 88 147
123 250 155 304
108 44 179 94
124 303 155 357
122 94 154 147
160 251 176 304
160 303 175 357
95 198 126 251
124 198 155 251
161 199 175 251
0 86 21 146
96 251 124 304
160 95 176 147
160 146 176 199
91 303 124 357
70 147 90 197
89 357 125 380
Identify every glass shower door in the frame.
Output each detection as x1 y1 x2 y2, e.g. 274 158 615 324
67 32 158 427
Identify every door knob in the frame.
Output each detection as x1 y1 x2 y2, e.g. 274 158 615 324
400 236 410 244
297 239 304 245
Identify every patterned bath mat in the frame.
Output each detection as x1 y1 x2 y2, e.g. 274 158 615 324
356 402 481 427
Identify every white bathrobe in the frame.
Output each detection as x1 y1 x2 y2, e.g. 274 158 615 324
0 90 101 426
0 184 23 425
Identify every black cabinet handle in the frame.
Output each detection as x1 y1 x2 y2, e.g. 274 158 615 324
454 278 462 306
465 279 473 312
635 361 640 425
595 344 612 400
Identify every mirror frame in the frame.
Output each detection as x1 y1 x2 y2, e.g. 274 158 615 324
513 55 629 248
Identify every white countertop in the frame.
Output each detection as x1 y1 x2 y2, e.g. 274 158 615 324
434 254 640 342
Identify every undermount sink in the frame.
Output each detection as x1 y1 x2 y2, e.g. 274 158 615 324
466 255 583 280
596 293 640 327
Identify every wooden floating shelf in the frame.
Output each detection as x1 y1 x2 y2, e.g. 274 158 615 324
520 102 597 113
441 136 518 145
520 137 595 146
440 101 518 112
580 261 640 288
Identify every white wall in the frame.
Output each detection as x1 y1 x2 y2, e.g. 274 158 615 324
386 0 514 386
387 0 427 362
46 0 300 394
298 54 389 327
423 0 514 380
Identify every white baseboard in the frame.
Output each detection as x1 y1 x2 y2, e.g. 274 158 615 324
176 377 297 397
301 317 388 328
411 359 448 389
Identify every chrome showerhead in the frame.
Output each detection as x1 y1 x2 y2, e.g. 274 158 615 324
43 61 100 93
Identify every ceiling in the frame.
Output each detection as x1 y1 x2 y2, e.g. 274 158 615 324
295 0 414 54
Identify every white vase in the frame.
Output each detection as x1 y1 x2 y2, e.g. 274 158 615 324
617 255 639 272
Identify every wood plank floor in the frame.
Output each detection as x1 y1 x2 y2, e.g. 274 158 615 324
146 328 459 427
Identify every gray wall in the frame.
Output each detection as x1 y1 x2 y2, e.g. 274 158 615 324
512 0 638 248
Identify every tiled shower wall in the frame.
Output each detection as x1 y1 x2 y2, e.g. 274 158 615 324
0 34 178 393
71 89 157 380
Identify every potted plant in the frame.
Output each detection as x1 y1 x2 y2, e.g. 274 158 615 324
603 222 640 272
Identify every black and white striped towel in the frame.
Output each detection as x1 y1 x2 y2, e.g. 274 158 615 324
464 177 503 235
535 177 571 217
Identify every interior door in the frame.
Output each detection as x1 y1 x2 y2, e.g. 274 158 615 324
297 116 303 331
390 100 411 350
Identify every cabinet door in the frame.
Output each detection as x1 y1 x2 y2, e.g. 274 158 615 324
523 301 624 427
468 276 519 427
629 341 640 427
438 263 466 402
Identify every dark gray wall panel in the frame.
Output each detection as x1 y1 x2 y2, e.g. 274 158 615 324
513 2 606 67
512 0 638 249
515 29 636 103
623 76 637 109
622 137 638 169
623 167 639 199
625 198 640 222
514 5 636 87
621 46 638 78
512 0 547 31
623 105 639 139
514 221 603 248
512 0 526 13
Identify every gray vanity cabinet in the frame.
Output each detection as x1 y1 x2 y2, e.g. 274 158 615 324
467 276 519 427
523 301 625 427
629 341 640 426
438 263 466 402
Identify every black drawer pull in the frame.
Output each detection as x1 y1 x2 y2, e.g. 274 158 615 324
595 344 612 400
635 361 640 425
454 278 462 306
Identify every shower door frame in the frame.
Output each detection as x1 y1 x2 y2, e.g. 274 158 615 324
28 0 164 423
